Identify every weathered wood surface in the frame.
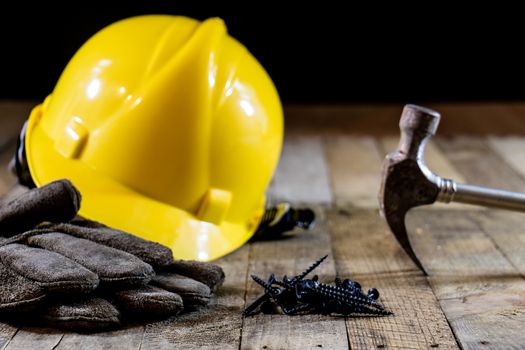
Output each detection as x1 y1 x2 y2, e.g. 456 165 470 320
407 210 525 349
244 142 347 349
2 102 525 349
325 135 458 349
140 247 249 350
268 134 333 204
325 136 383 208
402 136 525 349
329 209 458 349
241 207 349 350
285 102 525 135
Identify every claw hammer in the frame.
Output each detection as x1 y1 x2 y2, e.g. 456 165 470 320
378 104 525 272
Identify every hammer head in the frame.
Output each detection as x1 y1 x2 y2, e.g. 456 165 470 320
378 104 442 272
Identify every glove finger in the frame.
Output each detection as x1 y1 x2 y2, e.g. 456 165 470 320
49 220 174 268
151 273 211 307
0 243 99 294
27 232 154 289
0 261 46 311
41 298 120 331
0 179 80 235
167 260 225 292
111 285 183 316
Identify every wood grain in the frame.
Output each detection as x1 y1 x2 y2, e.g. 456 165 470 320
55 327 143 350
268 135 333 204
436 137 525 192
0 323 18 350
489 137 525 179
435 137 525 273
328 209 458 349
0 102 29 350
246 134 348 349
140 247 249 350
0 142 17 197
324 136 383 208
284 102 525 136
241 207 349 350
0 101 32 149
446 136 525 273
3 328 62 350
2 101 525 349
413 137 525 349
406 210 525 349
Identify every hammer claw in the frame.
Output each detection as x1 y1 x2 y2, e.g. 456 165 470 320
385 211 427 274
379 104 442 275
380 104 525 275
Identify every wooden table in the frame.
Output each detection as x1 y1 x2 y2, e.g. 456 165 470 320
1 102 525 349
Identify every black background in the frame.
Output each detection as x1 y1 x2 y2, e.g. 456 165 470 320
0 4 523 103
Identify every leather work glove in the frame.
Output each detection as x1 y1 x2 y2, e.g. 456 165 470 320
0 180 225 331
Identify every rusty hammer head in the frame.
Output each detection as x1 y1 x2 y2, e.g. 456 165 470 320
378 104 442 272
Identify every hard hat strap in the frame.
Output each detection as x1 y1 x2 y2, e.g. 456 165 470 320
12 122 36 188
251 203 315 241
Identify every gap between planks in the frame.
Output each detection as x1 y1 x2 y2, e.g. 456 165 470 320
269 134 459 349
240 206 349 350
405 136 525 349
328 208 459 349
322 134 481 211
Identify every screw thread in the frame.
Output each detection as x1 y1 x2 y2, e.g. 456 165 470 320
316 283 379 307
290 255 328 285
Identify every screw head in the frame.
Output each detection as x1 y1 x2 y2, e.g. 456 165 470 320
367 288 380 300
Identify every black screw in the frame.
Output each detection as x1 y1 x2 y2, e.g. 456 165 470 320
368 288 380 300
242 255 392 317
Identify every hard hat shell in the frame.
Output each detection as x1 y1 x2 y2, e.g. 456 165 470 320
24 15 283 261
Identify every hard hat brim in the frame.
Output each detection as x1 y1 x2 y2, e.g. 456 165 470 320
25 104 256 261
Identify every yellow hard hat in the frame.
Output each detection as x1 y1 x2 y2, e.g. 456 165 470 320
23 15 283 261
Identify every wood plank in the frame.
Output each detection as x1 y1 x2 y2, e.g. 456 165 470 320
268 135 332 204
433 103 525 135
55 327 143 350
140 247 249 350
472 210 525 275
324 136 383 208
416 137 525 348
0 102 26 350
241 207 349 349
284 104 402 136
0 101 31 197
465 136 525 274
243 130 346 349
325 133 458 348
0 185 27 204
435 136 525 270
488 137 525 179
0 101 32 148
0 323 18 350
435 135 525 276
0 101 39 197
4 328 62 350
0 106 52 349
284 102 525 136
435 137 525 192
406 209 525 349
0 142 18 197
328 208 458 349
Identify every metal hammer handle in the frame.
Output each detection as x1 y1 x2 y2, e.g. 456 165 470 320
437 178 525 212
